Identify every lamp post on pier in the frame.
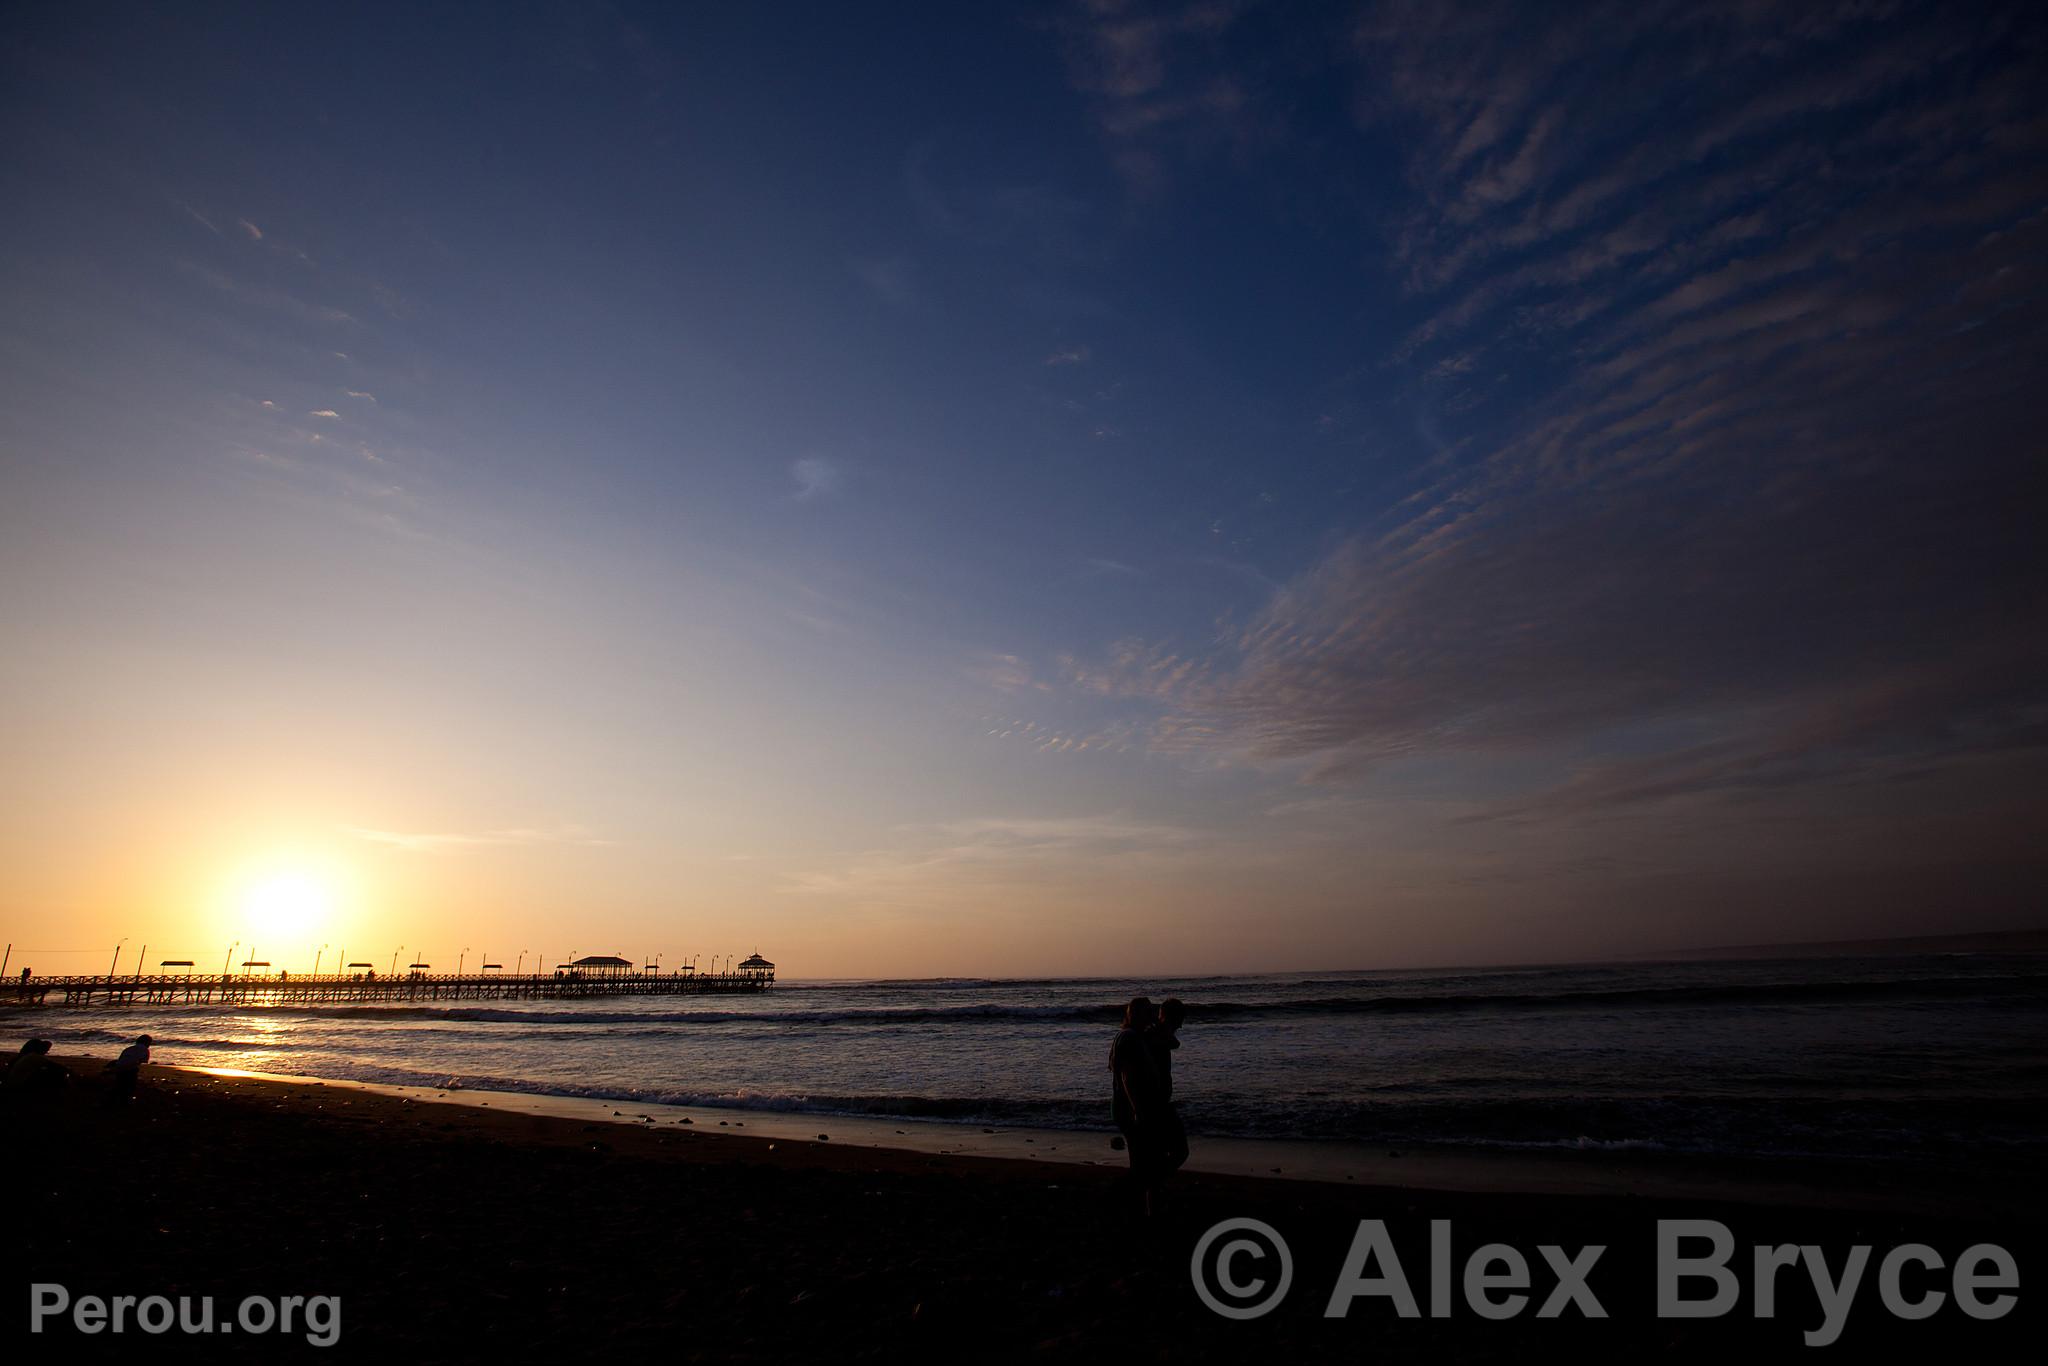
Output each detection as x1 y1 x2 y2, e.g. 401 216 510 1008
390 946 403 976
108 938 127 979
314 944 327 976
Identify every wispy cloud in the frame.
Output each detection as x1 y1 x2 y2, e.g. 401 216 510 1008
966 653 1046 693
172 199 220 234
1076 0 2045 810
308 409 340 419
972 709 1140 755
933 814 1199 848
179 261 355 324
783 812 1203 896
1057 0 1264 192
1044 344 1091 366
790 456 843 500
342 825 615 853
1024 1 2048 822
345 390 377 402
852 256 918 309
238 218 263 240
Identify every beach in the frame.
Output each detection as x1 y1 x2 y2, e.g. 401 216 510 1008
34 957 2048 1163
10 1 2048 1358
13 1057 2040 1360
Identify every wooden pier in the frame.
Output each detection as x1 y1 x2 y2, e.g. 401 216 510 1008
2 968 774 1009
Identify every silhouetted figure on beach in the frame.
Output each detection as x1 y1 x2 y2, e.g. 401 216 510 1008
1148 998 1190 1175
4 1038 68 1099
1109 997 1166 1215
106 1034 151 1104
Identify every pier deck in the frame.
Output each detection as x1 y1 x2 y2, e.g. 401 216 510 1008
2 970 773 1008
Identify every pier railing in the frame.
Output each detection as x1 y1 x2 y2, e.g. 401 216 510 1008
1 970 774 1008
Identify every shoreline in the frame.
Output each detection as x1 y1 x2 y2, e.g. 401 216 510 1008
17 1053 2041 1358
170 1061 2041 1222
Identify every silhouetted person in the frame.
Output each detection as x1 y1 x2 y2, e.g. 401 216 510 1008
4 1038 68 1099
1109 996 1165 1215
1148 998 1190 1175
106 1033 151 1104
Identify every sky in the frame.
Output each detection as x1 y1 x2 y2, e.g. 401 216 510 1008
1 1 2044 979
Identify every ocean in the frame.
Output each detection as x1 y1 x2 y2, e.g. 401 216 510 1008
32 953 2048 1166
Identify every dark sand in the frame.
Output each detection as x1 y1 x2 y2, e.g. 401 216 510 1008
10 1057 2040 1361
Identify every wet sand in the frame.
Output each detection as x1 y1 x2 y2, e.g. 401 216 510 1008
183 1063 2036 1221
12 1057 2042 1360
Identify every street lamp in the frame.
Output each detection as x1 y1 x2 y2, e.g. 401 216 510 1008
314 944 327 976
109 938 127 978
222 941 238 979
390 946 403 976
458 947 469 976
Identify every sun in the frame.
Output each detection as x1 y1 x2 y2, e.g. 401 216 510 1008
240 870 333 940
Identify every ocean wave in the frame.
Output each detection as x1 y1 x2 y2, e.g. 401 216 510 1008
59 1030 316 1053
1195 972 2048 1017
110 969 2044 1030
149 1055 2048 1164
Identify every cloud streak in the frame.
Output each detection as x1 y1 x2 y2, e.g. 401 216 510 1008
342 825 615 853
1039 0 2048 824
790 456 843 501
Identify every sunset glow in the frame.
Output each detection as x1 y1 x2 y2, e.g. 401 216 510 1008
5 7 2044 1360
2 2 2043 983
236 868 335 944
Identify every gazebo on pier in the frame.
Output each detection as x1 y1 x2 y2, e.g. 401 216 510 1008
568 954 635 979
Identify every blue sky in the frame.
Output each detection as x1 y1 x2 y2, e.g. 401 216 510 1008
2 2 2044 975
